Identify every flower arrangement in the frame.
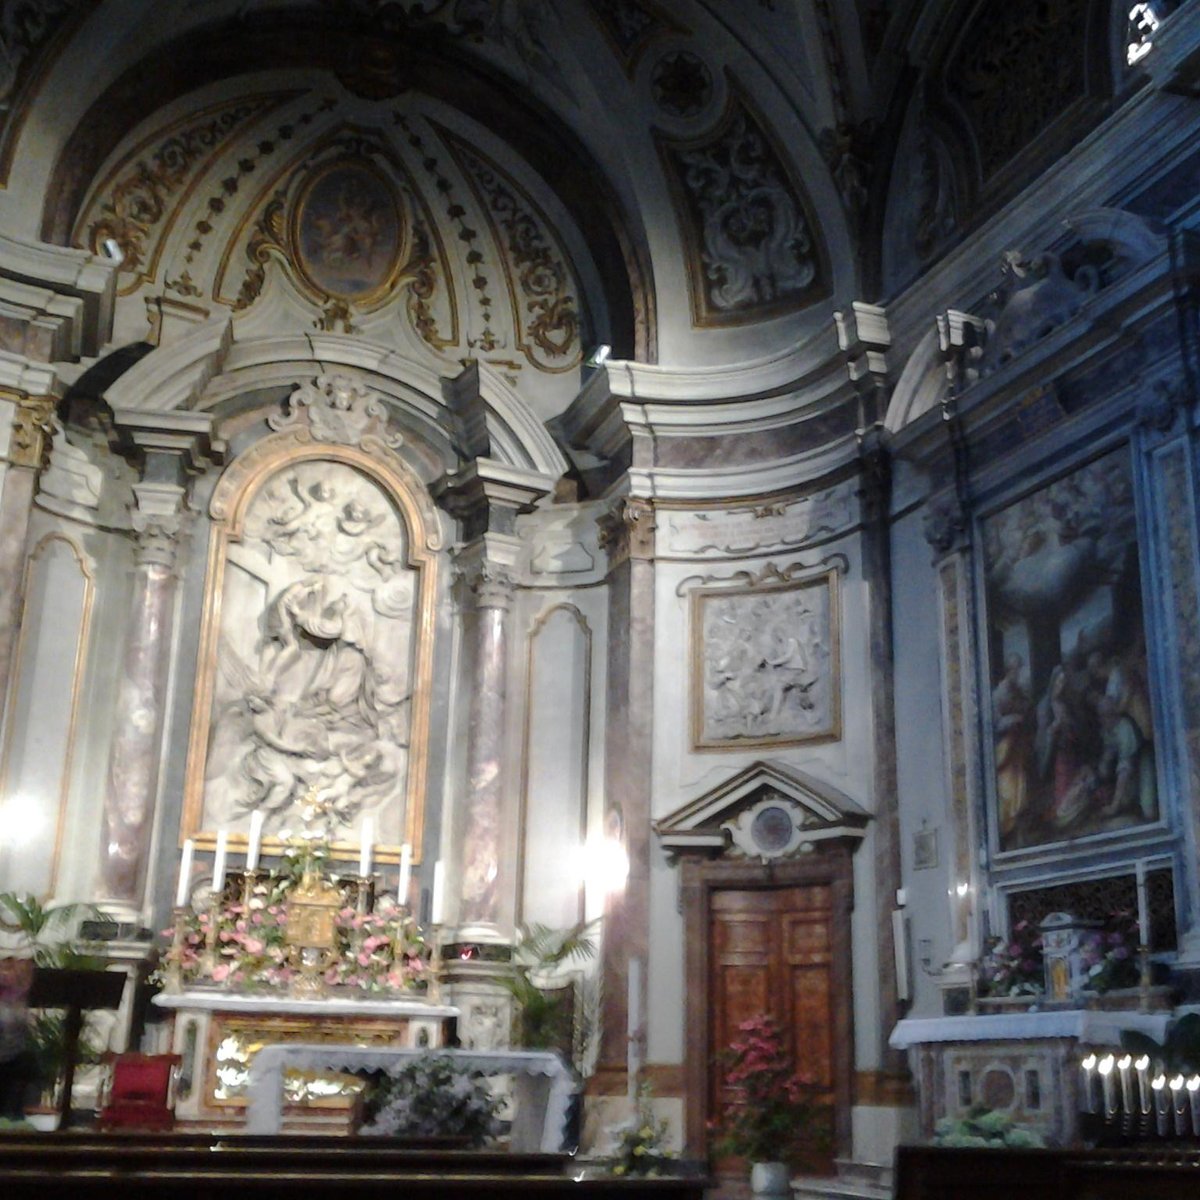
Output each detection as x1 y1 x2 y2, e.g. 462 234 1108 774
155 839 428 993
357 1053 502 1145
1079 909 1139 993
610 1084 675 1177
711 1015 828 1167
932 1105 1045 1148
976 920 1044 997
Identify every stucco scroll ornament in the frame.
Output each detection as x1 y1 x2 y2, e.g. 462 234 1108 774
678 109 817 314
269 373 403 450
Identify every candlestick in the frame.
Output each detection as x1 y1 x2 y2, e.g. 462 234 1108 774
1099 1053 1117 1118
174 838 195 909
1117 1054 1133 1115
1136 1055 1151 1114
1188 1076 1200 1137
398 843 412 906
212 828 228 898
1081 1054 1097 1114
1136 859 1150 946
431 860 445 926
360 817 373 878
1152 1074 1168 1136
246 811 264 872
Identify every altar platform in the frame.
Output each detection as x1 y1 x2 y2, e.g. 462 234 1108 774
0 1131 709 1199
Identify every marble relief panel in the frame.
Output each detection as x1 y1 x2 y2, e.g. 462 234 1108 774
690 570 839 749
200 459 416 846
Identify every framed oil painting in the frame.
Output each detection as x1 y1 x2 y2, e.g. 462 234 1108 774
291 159 405 304
690 570 840 749
982 448 1158 853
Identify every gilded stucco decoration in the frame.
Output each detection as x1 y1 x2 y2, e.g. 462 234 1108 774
686 564 841 750
186 383 440 862
656 90 829 326
443 130 582 371
76 94 295 293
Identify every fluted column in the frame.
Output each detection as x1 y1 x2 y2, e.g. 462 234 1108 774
456 553 516 930
0 390 57 716
100 411 220 915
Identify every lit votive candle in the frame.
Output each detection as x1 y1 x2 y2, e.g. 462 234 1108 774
1188 1076 1200 1137
1170 1074 1186 1136
1136 1055 1152 1114
1080 1054 1098 1114
1117 1054 1133 1115
1098 1054 1116 1117
1152 1074 1169 1136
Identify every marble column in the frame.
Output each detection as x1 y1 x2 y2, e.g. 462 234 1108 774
0 391 57 719
457 555 516 929
99 496 184 907
100 410 220 916
595 496 655 1081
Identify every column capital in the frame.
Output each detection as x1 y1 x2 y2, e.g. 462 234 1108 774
597 495 655 566
5 392 58 469
454 547 517 612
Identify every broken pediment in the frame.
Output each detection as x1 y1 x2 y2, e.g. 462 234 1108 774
653 760 869 861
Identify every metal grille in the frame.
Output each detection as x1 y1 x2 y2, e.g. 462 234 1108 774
1007 868 1176 952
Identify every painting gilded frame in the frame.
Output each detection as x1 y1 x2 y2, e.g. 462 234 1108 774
181 432 439 865
690 569 841 750
978 444 1162 857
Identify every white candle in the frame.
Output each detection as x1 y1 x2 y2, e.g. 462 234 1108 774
360 817 373 878
1099 1053 1116 1117
1081 1054 1097 1113
1136 1054 1151 1113
1188 1076 1200 1136
1152 1074 1169 1135
212 829 228 897
1117 1054 1133 1114
430 860 445 925
398 843 412 905
246 811 264 872
1136 859 1150 947
627 956 643 1101
1170 1074 1186 1135
174 839 194 908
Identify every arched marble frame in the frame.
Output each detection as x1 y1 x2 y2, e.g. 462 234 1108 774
181 427 439 865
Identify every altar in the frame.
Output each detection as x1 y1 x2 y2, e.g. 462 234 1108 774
153 991 459 1126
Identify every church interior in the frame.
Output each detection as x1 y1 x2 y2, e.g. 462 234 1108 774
1 1 1200 1197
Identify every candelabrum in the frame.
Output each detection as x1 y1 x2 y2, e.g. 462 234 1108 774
241 867 262 910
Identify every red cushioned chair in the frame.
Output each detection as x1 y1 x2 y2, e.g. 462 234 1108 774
98 1052 180 1131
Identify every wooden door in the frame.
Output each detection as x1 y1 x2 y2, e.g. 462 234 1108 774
710 884 836 1167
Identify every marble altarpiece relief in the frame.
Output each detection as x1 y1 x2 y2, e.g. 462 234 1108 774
183 376 439 861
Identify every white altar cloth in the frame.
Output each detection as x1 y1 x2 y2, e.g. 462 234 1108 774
244 1045 575 1153
889 1008 1171 1049
153 990 459 1020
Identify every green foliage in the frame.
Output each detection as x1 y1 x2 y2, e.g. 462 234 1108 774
359 1054 502 1145
502 920 598 1054
932 1105 1045 1148
611 1084 675 1177
1121 1013 1200 1076
0 892 100 968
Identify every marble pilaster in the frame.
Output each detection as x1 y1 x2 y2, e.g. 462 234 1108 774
0 392 57 721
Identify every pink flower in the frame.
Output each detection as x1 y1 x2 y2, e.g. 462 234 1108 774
211 964 231 982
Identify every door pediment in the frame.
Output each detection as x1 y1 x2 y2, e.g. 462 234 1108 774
653 760 869 860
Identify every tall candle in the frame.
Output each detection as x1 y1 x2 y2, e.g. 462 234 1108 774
1136 1055 1151 1113
1098 1054 1116 1117
1170 1074 1186 1135
1188 1076 1200 1136
246 811 264 872
431 860 445 925
1117 1054 1133 1115
1152 1074 1168 1136
628 956 643 1101
1136 860 1150 947
1081 1054 1097 1113
212 829 228 897
398 843 412 905
360 817 373 877
175 839 195 908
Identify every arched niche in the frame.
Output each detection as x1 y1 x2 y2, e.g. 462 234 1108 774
181 389 440 867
